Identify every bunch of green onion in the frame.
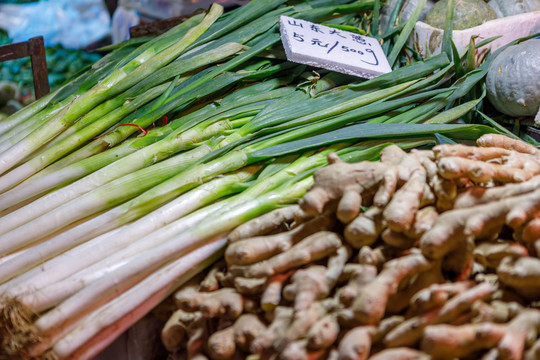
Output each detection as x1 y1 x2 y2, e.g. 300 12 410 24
0 0 528 358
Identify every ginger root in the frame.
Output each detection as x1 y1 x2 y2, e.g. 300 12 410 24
207 325 236 360
337 326 374 360
283 246 350 311
200 260 227 292
337 264 378 307
408 280 475 316
250 306 293 354
225 214 335 266
228 231 342 278
275 300 335 352
420 188 540 260
476 133 540 156
299 152 388 223
525 338 540 360
260 270 295 312
233 313 266 353
494 309 540 360
161 309 201 352
307 314 340 350
384 281 496 348
344 206 384 248
433 142 512 160
279 339 325 360
161 134 540 360
380 152 429 233
420 322 506 359
175 288 245 319
497 256 540 301
368 348 431 360
474 240 529 269
437 156 536 183
352 253 434 325
227 205 306 242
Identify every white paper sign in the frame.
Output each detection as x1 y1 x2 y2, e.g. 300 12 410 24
279 15 392 79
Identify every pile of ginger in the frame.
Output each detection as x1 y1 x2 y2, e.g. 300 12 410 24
160 134 540 360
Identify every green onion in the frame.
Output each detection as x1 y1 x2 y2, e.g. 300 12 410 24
0 4 224 176
0 2 517 358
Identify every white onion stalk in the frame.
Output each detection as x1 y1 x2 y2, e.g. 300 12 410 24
0 104 63 154
0 73 416 238
0 140 250 254
0 167 258 298
0 82 171 193
13 154 315 306
44 42 243 150
0 145 212 257
1 201 224 303
0 141 342 284
34 237 227 359
0 42 246 194
18 206 221 311
0 141 138 212
29 177 312 357
0 137 319 295
0 227 121 295
0 112 250 230
0 84 289 210
0 3 223 176
0 116 233 235
0 41 145 135
0 247 28 266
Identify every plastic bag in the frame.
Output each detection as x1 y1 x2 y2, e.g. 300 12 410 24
111 6 140 44
0 0 111 49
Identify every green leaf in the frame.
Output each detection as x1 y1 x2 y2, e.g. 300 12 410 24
188 0 289 50
465 36 478 73
520 133 540 147
472 36 501 53
424 96 484 125
382 0 404 36
321 23 366 35
371 0 381 37
249 123 498 160
451 40 464 78
348 52 450 90
434 133 457 144
476 110 522 141
386 0 427 67
441 0 455 60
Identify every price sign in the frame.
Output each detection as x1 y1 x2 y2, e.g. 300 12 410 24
279 15 392 79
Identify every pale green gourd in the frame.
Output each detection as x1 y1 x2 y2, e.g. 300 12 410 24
488 0 540 17
424 0 498 30
486 39 540 117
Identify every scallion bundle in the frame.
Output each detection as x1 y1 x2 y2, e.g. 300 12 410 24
0 0 526 358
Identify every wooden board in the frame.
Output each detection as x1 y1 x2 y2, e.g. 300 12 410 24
0 36 50 99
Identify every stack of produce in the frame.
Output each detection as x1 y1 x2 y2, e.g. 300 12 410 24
0 0 537 358
162 133 540 360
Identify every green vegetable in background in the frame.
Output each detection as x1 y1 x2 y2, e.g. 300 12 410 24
0 1 529 359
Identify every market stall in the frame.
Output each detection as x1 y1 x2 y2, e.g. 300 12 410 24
0 0 539 359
